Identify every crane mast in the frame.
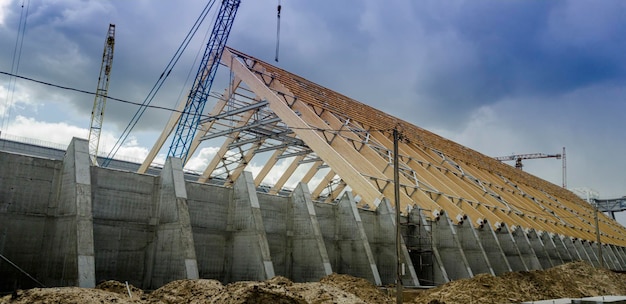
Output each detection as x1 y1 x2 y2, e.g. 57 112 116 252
168 0 241 164
88 24 116 166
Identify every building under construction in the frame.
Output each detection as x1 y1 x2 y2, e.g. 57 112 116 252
1 47 626 291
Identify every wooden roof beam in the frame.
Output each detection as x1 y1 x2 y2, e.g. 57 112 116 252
223 48 387 208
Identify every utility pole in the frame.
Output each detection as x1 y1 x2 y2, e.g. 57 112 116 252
393 128 403 304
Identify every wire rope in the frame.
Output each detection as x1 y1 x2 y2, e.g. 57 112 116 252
2 0 30 132
102 0 218 165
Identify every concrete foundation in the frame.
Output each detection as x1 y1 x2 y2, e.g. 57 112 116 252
2 138 626 291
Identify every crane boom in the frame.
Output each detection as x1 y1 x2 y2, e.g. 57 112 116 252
168 0 241 164
88 24 115 166
494 153 561 163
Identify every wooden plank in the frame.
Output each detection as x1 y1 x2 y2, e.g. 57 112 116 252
254 148 287 186
138 95 188 173
187 77 242 161
312 170 337 199
269 155 306 194
300 160 324 184
197 96 258 183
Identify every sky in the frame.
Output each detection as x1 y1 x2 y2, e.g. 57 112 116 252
0 1 625 222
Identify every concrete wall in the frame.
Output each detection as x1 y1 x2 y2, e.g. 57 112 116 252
1 138 626 291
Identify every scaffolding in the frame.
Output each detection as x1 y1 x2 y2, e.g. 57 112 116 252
402 207 434 286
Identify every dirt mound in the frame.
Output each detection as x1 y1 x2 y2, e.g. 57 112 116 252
96 280 144 299
146 279 224 304
0 274 388 304
210 276 376 304
320 273 394 304
0 286 139 304
410 261 626 304
3 262 621 304
210 280 308 304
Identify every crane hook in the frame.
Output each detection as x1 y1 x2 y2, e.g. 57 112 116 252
275 0 281 62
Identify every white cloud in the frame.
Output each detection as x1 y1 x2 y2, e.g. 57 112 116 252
0 0 10 26
5 115 155 164
0 82 37 119
7 115 87 144
184 146 219 172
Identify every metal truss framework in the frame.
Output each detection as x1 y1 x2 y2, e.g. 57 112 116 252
142 47 626 247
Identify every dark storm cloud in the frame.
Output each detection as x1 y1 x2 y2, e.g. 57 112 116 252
1 0 624 202
0 0 223 134
402 1 626 128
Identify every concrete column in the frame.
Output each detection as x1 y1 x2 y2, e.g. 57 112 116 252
43 138 96 287
574 240 593 265
528 230 553 269
455 216 494 276
512 229 542 270
494 226 528 271
475 224 511 275
616 246 626 267
563 237 583 261
584 241 600 267
429 212 473 281
331 192 381 285
226 171 275 281
147 157 199 288
540 232 563 267
602 244 618 270
554 235 574 263
602 245 617 269
374 199 420 286
614 246 625 268
616 246 626 270
609 245 626 270
287 182 333 281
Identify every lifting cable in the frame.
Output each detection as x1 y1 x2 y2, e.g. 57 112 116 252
103 0 218 166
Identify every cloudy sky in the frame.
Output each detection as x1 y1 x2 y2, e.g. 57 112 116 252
1 1 625 222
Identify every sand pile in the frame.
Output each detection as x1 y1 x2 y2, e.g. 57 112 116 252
410 261 626 304
96 280 145 299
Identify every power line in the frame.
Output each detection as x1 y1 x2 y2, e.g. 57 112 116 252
0 70 399 134
103 0 219 166
2 0 30 131
0 70 182 114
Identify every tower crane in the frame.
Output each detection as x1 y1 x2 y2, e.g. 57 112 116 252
88 24 116 166
168 0 240 164
494 152 561 170
494 147 567 187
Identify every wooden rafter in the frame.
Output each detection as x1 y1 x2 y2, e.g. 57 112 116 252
141 46 626 245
